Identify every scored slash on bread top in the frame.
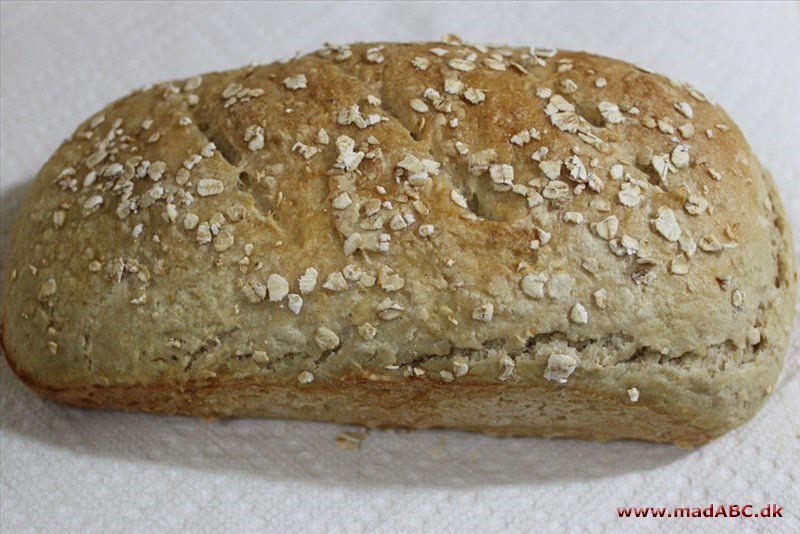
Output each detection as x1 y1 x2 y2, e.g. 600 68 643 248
1 34 794 423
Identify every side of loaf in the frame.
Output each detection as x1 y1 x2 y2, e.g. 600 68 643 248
1 39 795 446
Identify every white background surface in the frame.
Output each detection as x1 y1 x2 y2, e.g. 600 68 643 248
1 2 798 533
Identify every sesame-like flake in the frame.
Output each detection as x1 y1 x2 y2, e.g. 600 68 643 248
410 99 429 113
652 207 681 242
332 192 353 210
389 214 408 231
165 203 178 222
684 194 708 215
472 303 494 322
698 234 737 253
343 233 363 256
147 161 167 181
380 273 405 292
83 195 104 215
267 273 289 301
183 154 202 170
569 303 589 324
610 234 638 257
533 47 557 58
675 101 694 119
657 118 675 135
287 294 303 315
678 230 697 258
245 125 265 151
671 144 690 169
731 288 745 309
531 147 549 162
670 254 690 275
564 155 588 183
561 79 578 93
53 210 66 228
196 222 212 244
323 272 349 292
453 361 469 377
422 88 451 112
582 258 599 274
497 356 515 381
184 76 202 91
359 322 377 340
444 79 464 95
544 353 577 383
539 160 563 180
183 213 200 230
200 143 216 158
678 123 695 139
296 370 314 384
365 46 385 63
175 169 190 185
482 57 506 71
591 215 619 240
343 264 363 282
450 190 468 208
530 227 552 249
315 326 340 351
103 163 123 177
489 163 514 190
412 57 430 70
651 154 673 184
38 278 57 302
462 87 485 104
197 179 224 197
598 101 623 124
298 267 318 294
593 288 608 309
448 58 476 72
283 74 307 90
376 297 403 320
334 135 365 172
222 83 243 99
213 230 235 252
511 130 530 146
542 180 571 200
83 170 97 188
292 142 319 160
521 273 548 299
617 182 642 207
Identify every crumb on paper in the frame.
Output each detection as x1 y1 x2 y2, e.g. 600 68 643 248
335 428 369 450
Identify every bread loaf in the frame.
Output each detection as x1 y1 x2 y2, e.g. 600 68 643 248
1 39 795 446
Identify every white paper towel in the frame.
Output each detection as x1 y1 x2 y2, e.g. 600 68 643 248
1 2 798 533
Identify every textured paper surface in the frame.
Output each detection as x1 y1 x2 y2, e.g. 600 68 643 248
1 2 798 533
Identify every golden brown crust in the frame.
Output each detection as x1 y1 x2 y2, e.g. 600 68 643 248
1 39 796 445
